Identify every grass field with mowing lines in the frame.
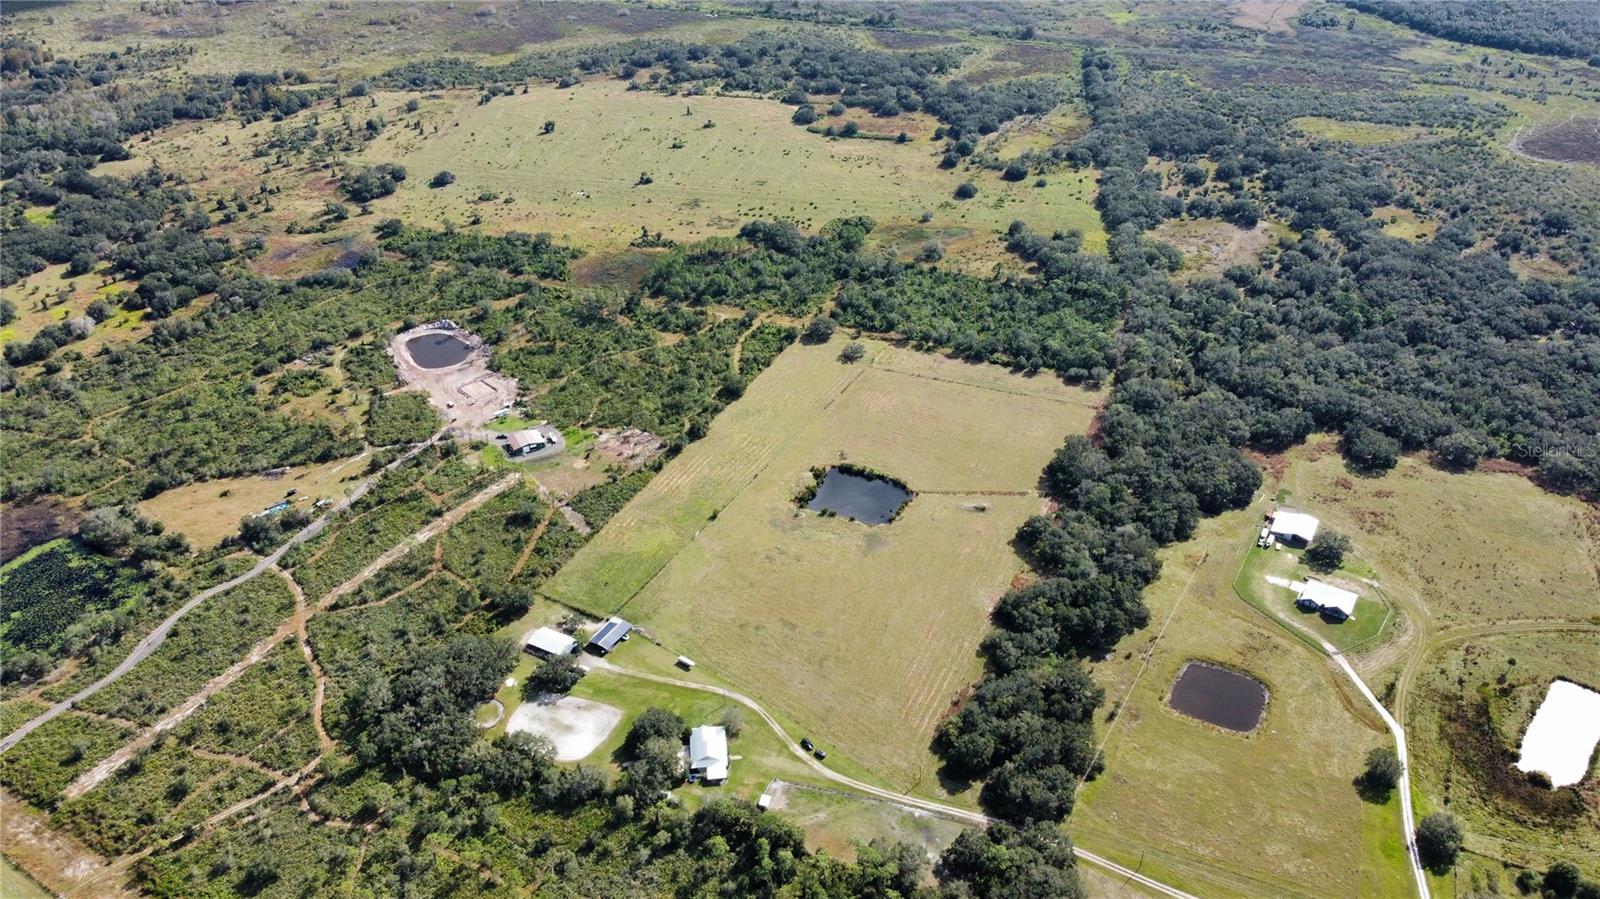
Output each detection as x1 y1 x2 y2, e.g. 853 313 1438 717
1235 546 1394 655
357 79 1104 262
546 336 1100 793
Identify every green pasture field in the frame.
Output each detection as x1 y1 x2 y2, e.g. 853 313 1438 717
357 79 1104 262
545 336 1101 792
1070 501 1412 899
1405 631 1600 885
1275 447 1600 633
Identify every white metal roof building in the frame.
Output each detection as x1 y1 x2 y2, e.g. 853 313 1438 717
506 428 550 455
523 626 577 657
688 725 729 783
1295 579 1358 620
1269 509 1320 545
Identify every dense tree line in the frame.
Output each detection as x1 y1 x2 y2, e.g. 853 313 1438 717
1343 0 1600 61
377 220 580 279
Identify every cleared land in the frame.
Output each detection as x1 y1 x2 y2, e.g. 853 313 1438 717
358 80 1105 260
545 337 1101 791
771 782 966 867
136 453 369 549
504 694 622 762
1291 116 1435 144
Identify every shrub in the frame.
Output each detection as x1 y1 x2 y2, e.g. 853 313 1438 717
802 316 836 344
1415 812 1462 869
429 170 456 188
954 181 978 200
1360 746 1402 798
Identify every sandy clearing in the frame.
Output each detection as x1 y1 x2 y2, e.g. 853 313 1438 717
505 694 623 761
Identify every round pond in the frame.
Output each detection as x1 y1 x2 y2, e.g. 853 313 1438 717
406 332 472 369
1168 661 1267 733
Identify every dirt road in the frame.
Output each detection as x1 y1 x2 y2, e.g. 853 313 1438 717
0 437 441 756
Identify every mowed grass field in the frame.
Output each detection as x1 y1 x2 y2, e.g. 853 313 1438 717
544 336 1101 792
1070 500 1412 899
359 79 1105 261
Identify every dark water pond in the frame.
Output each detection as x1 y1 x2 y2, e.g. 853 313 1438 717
407 332 471 369
1168 662 1267 733
807 468 911 525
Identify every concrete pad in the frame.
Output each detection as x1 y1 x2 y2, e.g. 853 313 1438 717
505 694 623 761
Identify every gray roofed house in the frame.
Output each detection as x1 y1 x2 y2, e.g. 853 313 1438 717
587 617 633 655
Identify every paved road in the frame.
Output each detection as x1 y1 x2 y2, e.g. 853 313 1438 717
1326 642 1431 899
0 438 440 756
596 661 1199 899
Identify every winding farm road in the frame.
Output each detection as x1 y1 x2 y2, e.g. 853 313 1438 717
595 660 1199 899
0 437 440 756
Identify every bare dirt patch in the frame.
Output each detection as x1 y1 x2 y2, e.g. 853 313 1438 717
505 694 623 761
0 499 79 564
1154 218 1276 279
1232 0 1304 33
388 321 518 428
1513 116 1600 167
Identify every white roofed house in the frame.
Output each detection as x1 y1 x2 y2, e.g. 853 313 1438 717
687 725 729 784
1268 509 1320 547
1295 579 1359 621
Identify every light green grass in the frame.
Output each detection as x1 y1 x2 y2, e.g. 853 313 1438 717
0 857 52 899
358 80 1104 261
1292 116 1434 145
772 783 966 866
545 337 1101 793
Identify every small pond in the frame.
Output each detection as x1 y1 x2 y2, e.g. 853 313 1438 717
806 467 911 525
1168 662 1267 733
406 332 472 369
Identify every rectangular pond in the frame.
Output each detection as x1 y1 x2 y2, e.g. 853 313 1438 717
806 467 911 525
1167 661 1267 733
